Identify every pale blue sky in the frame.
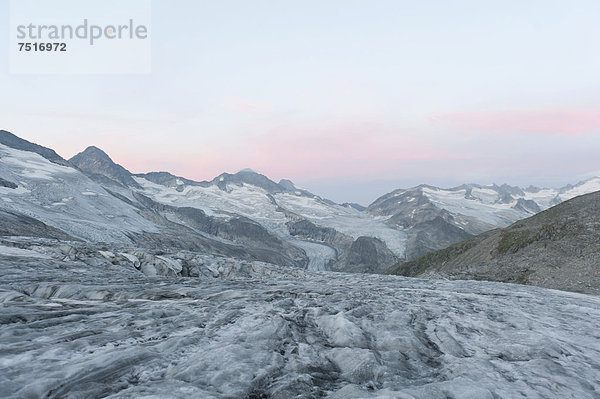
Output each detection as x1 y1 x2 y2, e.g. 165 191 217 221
1 0 599 204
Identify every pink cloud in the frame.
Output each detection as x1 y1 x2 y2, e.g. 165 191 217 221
115 122 457 182
432 108 600 136
211 123 456 180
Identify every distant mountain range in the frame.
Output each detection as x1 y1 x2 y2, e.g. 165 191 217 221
387 190 600 295
1 129 599 276
367 178 600 259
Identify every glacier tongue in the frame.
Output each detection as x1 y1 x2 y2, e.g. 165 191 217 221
1 247 599 398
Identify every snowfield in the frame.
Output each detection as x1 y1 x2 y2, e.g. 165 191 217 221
134 176 409 266
418 178 600 229
1 248 599 399
274 193 408 257
0 144 159 243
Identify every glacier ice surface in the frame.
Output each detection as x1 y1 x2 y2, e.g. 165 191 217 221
1 247 599 398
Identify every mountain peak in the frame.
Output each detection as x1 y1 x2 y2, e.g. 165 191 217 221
212 169 283 193
237 168 259 174
81 145 109 155
70 146 139 188
77 145 114 162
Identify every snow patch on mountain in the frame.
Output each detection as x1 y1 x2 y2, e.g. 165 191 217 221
0 144 78 181
389 177 600 230
422 186 524 227
274 193 408 256
559 176 600 200
134 175 408 260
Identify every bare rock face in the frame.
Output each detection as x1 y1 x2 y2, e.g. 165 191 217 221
333 236 398 274
287 219 354 250
0 209 75 241
388 190 600 295
403 215 473 260
367 187 487 261
0 129 69 166
512 198 541 214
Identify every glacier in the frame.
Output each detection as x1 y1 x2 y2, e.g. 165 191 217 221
1 243 599 399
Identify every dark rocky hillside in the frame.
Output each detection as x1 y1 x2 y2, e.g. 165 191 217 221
387 191 600 295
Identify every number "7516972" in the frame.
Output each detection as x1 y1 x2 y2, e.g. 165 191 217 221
18 42 67 52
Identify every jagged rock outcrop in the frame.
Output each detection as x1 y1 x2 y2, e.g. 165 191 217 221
512 198 541 214
286 219 354 250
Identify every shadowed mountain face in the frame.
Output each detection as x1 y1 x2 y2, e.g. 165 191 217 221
332 236 398 274
387 190 600 295
70 146 141 188
0 130 69 166
0 209 75 240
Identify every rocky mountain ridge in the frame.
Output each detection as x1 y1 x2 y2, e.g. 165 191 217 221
387 190 600 294
367 177 600 259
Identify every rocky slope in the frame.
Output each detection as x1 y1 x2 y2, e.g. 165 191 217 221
331 236 398 274
0 129 69 166
387 190 600 295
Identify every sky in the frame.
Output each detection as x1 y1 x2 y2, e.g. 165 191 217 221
1 0 599 204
